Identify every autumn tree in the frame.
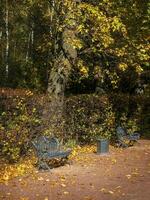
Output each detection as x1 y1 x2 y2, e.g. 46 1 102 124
69 0 149 94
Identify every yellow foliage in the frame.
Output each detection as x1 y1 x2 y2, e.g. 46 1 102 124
135 65 143 74
118 63 128 71
69 145 96 160
25 90 33 97
0 156 36 183
80 66 88 75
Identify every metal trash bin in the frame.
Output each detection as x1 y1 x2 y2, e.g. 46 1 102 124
97 139 109 155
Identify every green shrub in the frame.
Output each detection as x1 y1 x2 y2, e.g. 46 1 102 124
65 139 77 149
64 94 115 144
0 93 41 163
0 89 149 163
109 93 150 137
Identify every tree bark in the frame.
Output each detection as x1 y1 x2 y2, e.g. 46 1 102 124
26 32 31 63
5 0 9 78
42 0 77 138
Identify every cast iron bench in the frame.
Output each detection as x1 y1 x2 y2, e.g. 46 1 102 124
32 136 71 170
116 126 140 148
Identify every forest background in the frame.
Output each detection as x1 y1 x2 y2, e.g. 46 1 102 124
0 0 149 162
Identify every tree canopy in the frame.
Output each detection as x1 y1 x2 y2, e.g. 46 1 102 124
0 0 149 93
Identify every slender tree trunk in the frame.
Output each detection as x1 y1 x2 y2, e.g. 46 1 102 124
0 28 2 62
26 32 31 62
31 26 34 46
0 29 2 40
31 24 34 59
13 41 16 60
5 0 9 78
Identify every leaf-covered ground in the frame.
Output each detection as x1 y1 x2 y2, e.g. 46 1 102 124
0 140 150 200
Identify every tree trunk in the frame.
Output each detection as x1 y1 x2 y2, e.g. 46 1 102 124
0 29 2 40
42 0 77 138
0 27 2 62
5 0 9 78
26 32 31 63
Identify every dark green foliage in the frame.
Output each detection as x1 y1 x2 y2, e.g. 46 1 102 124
64 94 115 143
109 93 150 137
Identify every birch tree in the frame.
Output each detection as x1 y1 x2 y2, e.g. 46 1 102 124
5 0 9 78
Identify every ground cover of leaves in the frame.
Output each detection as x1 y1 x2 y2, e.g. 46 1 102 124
0 140 150 200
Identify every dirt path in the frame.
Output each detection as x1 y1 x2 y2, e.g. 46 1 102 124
0 140 150 200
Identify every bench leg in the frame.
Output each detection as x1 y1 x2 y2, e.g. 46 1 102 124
129 140 135 146
122 143 129 148
117 141 129 148
60 157 67 164
66 157 73 165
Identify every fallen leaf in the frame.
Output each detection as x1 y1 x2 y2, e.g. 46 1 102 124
108 190 114 194
126 174 131 179
100 188 107 193
132 172 139 176
111 158 117 164
61 183 66 187
84 196 93 200
38 177 44 181
63 191 69 195
115 186 121 189
20 198 29 200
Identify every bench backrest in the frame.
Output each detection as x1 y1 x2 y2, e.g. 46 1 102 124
47 137 60 152
33 136 60 153
116 126 127 139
